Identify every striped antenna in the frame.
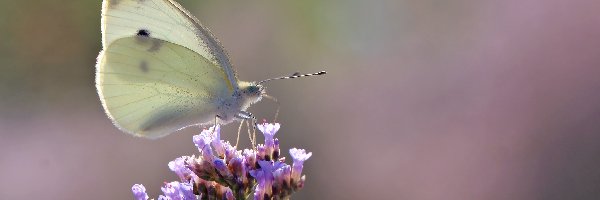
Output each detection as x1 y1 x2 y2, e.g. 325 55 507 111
258 71 327 84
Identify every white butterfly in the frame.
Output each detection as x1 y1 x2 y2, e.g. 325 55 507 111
96 0 324 138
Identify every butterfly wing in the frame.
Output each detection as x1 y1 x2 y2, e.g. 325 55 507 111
101 0 238 87
97 0 237 138
97 36 231 138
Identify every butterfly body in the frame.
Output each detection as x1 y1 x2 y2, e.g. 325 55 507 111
96 0 264 138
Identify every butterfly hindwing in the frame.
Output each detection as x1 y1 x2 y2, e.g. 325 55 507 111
96 36 230 138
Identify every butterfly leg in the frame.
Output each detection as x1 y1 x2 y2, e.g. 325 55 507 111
247 119 256 149
236 111 255 120
235 111 258 147
236 111 258 130
206 115 219 138
235 119 245 148
236 111 258 147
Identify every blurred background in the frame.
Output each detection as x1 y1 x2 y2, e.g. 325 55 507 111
1 0 600 199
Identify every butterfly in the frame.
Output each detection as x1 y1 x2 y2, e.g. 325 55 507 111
95 0 325 138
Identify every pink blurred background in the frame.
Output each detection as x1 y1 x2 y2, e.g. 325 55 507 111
1 0 600 199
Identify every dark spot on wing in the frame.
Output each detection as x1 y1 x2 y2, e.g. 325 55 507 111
148 39 162 52
140 60 149 73
137 29 150 37
135 29 162 52
135 30 150 43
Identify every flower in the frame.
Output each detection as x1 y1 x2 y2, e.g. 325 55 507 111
256 123 281 138
193 128 216 163
243 149 258 169
131 122 311 200
289 148 312 182
214 159 232 178
273 165 292 193
223 142 239 162
209 125 226 157
257 144 267 160
168 156 193 181
157 196 169 200
250 161 276 197
159 181 195 200
132 184 149 200
228 156 248 185
257 123 280 159
225 189 234 200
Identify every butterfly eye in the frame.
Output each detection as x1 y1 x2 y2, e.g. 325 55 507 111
242 85 262 96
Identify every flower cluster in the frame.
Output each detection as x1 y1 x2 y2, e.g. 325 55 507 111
132 123 312 200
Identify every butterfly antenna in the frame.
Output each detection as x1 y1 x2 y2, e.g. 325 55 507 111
258 71 327 84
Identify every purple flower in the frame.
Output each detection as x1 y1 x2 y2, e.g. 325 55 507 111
257 144 267 160
193 128 212 149
209 125 226 157
289 148 312 181
160 182 180 199
250 167 267 199
257 123 280 155
243 149 257 168
224 189 234 200
161 181 195 200
168 156 193 181
273 165 292 189
132 184 149 200
229 157 247 184
223 142 239 162
193 127 216 162
250 161 286 198
253 183 266 200
131 122 311 200
179 182 195 200
214 159 232 177
256 123 281 138
157 195 169 200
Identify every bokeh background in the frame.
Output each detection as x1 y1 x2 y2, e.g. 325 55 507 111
2 0 600 199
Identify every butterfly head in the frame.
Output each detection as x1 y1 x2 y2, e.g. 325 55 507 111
241 83 265 96
238 82 266 105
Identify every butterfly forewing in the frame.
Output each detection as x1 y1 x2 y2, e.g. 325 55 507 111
101 0 238 86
